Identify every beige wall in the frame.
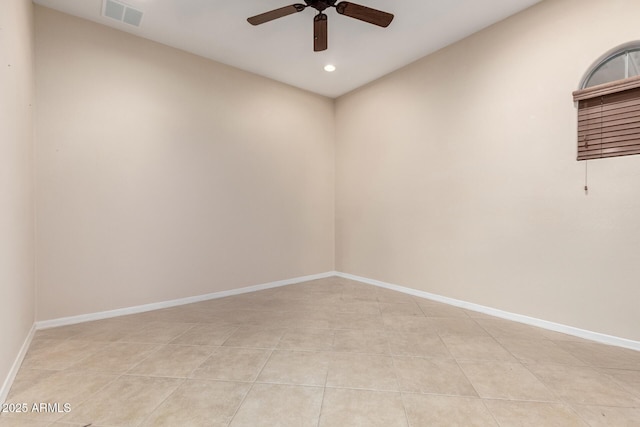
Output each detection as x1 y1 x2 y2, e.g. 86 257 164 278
30 0 640 342
336 0 640 341
35 7 335 321
0 0 35 397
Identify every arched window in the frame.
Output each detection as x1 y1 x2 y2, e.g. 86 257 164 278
573 43 640 160
583 47 640 88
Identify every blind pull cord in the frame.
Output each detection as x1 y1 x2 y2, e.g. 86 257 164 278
584 159 588 195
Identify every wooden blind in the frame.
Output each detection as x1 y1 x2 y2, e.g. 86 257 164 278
573 76 640 161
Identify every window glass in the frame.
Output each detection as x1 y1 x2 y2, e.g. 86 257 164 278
628 49 640 78
585 53 626 87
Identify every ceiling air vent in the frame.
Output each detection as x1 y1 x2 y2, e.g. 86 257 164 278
103 0 143 27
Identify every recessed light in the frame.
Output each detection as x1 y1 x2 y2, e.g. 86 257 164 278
324 64 336 72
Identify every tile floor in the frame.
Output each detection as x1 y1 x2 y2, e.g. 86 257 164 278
1 277 639 426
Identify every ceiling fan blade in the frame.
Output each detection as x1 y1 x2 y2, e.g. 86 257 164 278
335 2 394 27
314 13 328 52
247 4 306 26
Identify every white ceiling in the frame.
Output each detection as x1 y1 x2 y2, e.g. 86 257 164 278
33 0 542 98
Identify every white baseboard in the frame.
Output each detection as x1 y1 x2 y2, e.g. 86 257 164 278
0 324 36 405
32 269 640 352
335 271 640 352
36 271 337 330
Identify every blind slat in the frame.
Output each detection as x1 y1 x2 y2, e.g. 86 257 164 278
577 148 640 159
578 104 640 122
578 148 640 160
578 127 640 141
578 92 640 111
578 149 640 160
578 134 640 147
579 99 640 117
578 138 640 150
578 120 640 134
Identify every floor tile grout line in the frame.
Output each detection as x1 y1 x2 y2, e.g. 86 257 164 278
315 341 332 427
565 401 600 427
388 340 412 427
161 322 199 346
22 339 113 373
478 397 503 427
122 343 167 376
518 361 579 406
601 369 640 400
250 348 276 385
54 370 127 425
135 377 187 427
447 344 484 402
473 320 531 367
176 344 221 380
214 373 255 425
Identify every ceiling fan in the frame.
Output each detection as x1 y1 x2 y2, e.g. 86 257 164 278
247 1 394 52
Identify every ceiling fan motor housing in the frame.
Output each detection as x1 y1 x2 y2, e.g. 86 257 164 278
305 0 338 12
